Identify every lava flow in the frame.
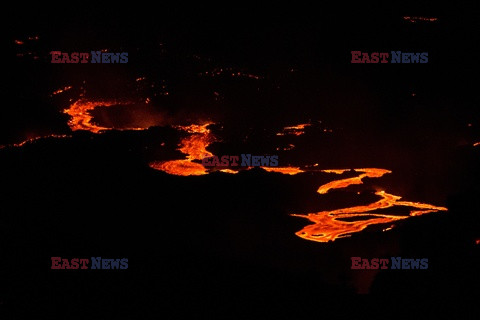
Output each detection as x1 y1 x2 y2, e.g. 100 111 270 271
276 123 311 136
64 99 144 132
292 168 447 243
317 168 391 194
149 123 215 176
149 124 305 176
7 134 71 148
51 86 72 96
147 122 447 241
261 167 304 175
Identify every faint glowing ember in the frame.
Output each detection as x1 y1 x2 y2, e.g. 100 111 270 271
276 144 295 151
292 168 447 243
403 16 438 23
474 142 480 147
51 86 73 96
198 67 262 80
382 225 394 232
11 134 71 147
14 40 24 45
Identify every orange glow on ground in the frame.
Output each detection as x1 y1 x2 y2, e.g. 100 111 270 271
278 123 311 136
175 123 215 161
261 167 304 175
11 134 71 147
284 124 310 130
317 168 391 194
219 169 239 174
149 123 215 176
149 123 307 177
322 169 351 174
64 99 145 133
149 160 208 176
52 86 73 96
178 134 214 161
175 123 212 134
292 169 447 242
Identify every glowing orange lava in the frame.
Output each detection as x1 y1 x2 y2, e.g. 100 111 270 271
317 168 391 194
150 160 208 176
219 169 239 174
11 134 71 147
322 169 350 174
149 123 307 177
292 168 447 242
276 144 295 151
174 124 212 134
284 124 310 130
277 123 311 136
52 86 72 96
261 167 304 175
64 99 144 133
149 123 215 176
147 123 446 242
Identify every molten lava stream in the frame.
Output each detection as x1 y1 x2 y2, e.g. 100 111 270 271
150 159 208 176
146 123 447 242
277 123 311 136
317 168 391 194
64 100 213 176
149 123 215 176
261 167 304 175
64 99 144 132
292 168 447 243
